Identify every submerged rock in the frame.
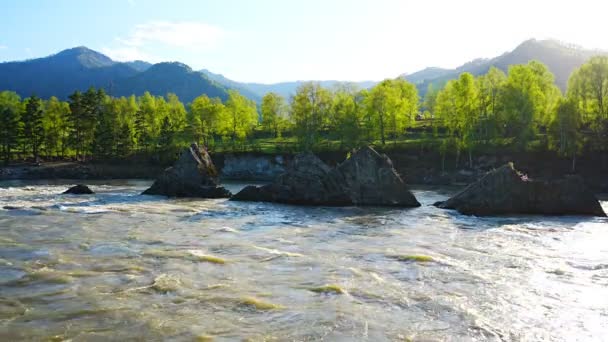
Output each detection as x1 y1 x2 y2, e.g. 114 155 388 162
63 184 94 195
435 163 606 217
232 146 420 207
142 143 231 198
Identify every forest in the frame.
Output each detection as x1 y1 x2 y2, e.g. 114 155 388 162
0 57 607 171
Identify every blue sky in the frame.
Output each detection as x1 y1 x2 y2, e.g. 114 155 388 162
1 0 607 83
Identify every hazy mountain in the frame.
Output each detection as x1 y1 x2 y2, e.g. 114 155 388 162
242 80 378 100
112 62 229 103
200 69 262 102
124 60 152 72
200 71 378 100
0 46 139 99
403 39 608 95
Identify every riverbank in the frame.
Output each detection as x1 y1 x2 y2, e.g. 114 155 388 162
2 150 608 194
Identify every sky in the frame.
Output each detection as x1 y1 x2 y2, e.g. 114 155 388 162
0 0 607 83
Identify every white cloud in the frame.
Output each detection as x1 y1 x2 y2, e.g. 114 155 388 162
117 21 224 49
0 45 7 50
100 46 157 62
101 20 225 62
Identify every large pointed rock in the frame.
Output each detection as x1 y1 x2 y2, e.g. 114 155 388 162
435 163 606 216
330 146 420 207
142 143 231 198
232 146 420 207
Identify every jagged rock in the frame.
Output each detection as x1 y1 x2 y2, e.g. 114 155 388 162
63 184 94 195
328 146 420 207
231 153 350 205
142 143 231 198
232 147 420 207
435 163 606 216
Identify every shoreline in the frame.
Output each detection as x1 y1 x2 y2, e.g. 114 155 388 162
2 150 608 195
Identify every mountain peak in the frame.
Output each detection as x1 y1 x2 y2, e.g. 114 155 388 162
52 46 115 68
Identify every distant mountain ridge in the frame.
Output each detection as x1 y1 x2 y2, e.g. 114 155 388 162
402 39 608 95
200 69 377 100
0 47 230 103
0 39 605 103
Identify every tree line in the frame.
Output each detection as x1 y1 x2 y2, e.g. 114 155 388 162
0 56 607 170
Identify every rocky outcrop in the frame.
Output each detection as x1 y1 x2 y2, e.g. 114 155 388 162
330 147 420 207
231 153 350 205
435 163 606 216
63 184 94 195
232 146 420 207
142 143 231 198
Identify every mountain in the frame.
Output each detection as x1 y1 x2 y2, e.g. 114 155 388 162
242 80 378 100
112 62 229 103
124 60 152 72
200 70 377 100
0 46 139 99
0 47 229 103
403 39 608 95
1 40 605 104
200 69 262 102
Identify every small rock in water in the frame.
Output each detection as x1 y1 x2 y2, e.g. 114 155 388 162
63 184 94 195
142 143 231 198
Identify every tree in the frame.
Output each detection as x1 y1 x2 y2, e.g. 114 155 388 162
22 95 45 161
261 92 288 137
158 116 175 149
365 79 418 145
43 97 70 158
223 90 258 143
452 73 480 167
189 94 226 147
290 82 332 150
134 92 157 153
329 89 360 149
68 88 105 160
501 61 560 149
0 91 22 164
567 56 608 151
476 66 506 141
549 98 581 172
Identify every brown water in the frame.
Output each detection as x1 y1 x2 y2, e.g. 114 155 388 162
0 180 607 341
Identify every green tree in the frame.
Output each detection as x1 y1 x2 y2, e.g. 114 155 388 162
223 90 258 143
290 82 332 150
549 98 581 172
501 61 560 149
134 92 157 152
22 95 45 161
567 56 608 151
435 74 481 167
329 89 360 149
365 79 418 145
261 92 288 137
189 94 226 147
0 91 22 164
43 97 70 158
476 66 506 141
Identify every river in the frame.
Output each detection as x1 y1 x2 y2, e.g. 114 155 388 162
0 180 607 341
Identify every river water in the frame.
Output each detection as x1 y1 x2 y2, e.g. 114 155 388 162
0 180 607 341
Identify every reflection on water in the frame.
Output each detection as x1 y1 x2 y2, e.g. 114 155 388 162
0 180 607 341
